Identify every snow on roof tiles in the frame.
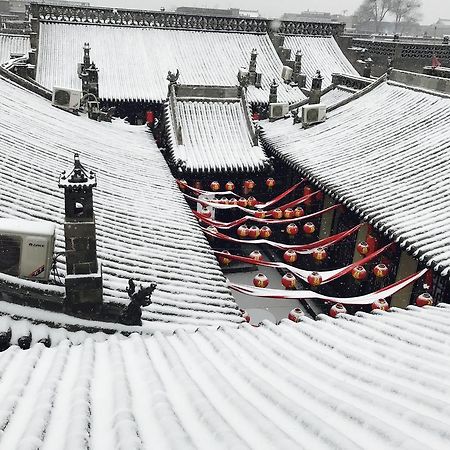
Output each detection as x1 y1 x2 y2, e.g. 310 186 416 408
0 76 242 330
166 98 268 173
262 81 450 277
0 34 30 64
320 85 356 107
1 304 450 448
36 22 305 104
283 35 358 88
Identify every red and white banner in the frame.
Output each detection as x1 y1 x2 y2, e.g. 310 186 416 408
228 269 427 305
204 224 362 254
178 179 307 209
215 243 393 285
194 204 340 229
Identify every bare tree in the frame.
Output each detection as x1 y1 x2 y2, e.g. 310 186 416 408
392 0 422 32
356 0 393 33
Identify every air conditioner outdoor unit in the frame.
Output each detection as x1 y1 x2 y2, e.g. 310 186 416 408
302 104 327 127
0 219 56 281
269 102 290 119
52 87 82 112
281 65 293 82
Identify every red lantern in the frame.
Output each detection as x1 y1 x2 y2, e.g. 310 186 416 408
193 180 202 190
218 250 231 266
351 265 367 281
247 196 257 208
249 250 263 261
284 208 295 219
219 197 229 205
254 210 266 219
252 112 261 121
272 208 283 219
260 226 272 239
357 241 370 256
371 299 390 311
229 198 238 206
244 179 256 190
210 181 220 191
178 179 187 191
283 250 298 263
294 207 304 218
286 223 299 236
266 178 275 189
303 186 313 205
303 222 316 234
237 225 249 238
225 181 235 191
240 308 251 322
282 273 297 290
416 293 433 307
248 226 260 239
288 308 304 322
312 247 327 262
238 198 248 208
253 273 269 288
373 263 389 278
308 271 322 287
200 207 211 218
146 110 155 124
329 303 347 318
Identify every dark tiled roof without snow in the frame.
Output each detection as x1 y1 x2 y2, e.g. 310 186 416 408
0 76 242 331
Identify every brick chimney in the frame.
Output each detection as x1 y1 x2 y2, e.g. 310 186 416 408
309 70 323 105
269 79 279 104
292 51 307 88
59 154 103 313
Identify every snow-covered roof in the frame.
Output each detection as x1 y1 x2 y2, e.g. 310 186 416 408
0 34 30 65
1 304 450 448
261 80 450 278
36 22 305 104
0 75 242 331
283 35 358 88
166 97 269 173
320 85 356 107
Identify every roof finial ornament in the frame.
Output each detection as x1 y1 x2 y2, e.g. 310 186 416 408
167 69 180 85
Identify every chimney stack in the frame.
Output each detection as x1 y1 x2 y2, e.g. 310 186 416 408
309 70 323 105
292 51 307 88
269 79 279 104
59 154 103 314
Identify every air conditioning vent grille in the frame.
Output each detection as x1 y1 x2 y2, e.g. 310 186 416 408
307 108 319 122
0 235 21 276
54 89 71 106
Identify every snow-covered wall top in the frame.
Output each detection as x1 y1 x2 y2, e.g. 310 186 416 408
0 75 242 332
166 99 268 173
1 304 450 448
36 23 305 104
0 34 30 65
283 35 359 89
262 81 450 278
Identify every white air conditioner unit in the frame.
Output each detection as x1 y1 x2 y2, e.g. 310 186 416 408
302 104 327 127
269 102 290 119
281 65 293 82
52 87 82 112
0 219 56 281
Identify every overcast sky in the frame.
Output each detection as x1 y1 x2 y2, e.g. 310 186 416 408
88 0 449 25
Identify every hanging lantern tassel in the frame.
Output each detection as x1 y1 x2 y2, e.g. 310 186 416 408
253 273 269 288
288 307 304 322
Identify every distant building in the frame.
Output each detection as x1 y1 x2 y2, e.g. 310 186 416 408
281 11 339 23
3 1 90 19
175 6 259 18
